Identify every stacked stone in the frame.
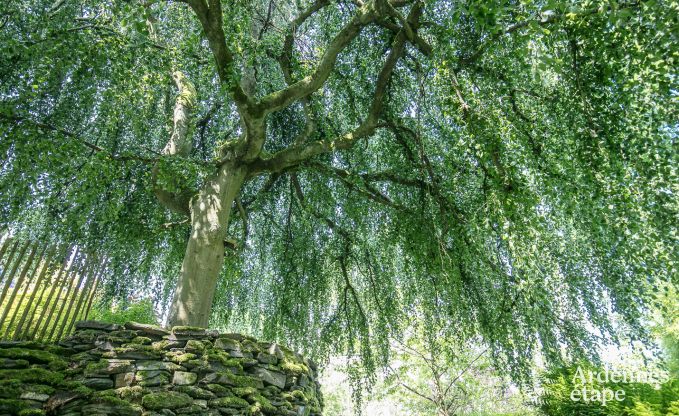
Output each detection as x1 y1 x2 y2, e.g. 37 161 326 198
0 321 323 416
0 339 81 416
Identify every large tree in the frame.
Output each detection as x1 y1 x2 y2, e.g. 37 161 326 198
0 0 676 376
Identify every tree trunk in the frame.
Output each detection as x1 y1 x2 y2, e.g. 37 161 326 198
167 163 246 327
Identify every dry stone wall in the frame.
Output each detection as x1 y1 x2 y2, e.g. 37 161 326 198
0 321 323 416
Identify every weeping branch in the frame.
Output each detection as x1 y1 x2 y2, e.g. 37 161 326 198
0 114 156 163
291 173 352 241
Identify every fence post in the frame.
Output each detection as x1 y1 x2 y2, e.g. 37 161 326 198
38 246 81 341
65 259 104 336
0 235 13 265
54 253 93 341
3 243 48 340
19 244 63 340
82 262 104 321
0 240 28 307
13 244 57 340
0 241 39 336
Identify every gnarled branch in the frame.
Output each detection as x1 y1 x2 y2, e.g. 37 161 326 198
247 2 425 175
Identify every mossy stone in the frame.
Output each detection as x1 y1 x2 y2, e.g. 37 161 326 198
209 396 249 408
131 336 152 345
247 393 276 414
166 351 196 364
0 368 64 385
0 357 29 369
279 359 310 376
141 391 193 410
231 387 257 397
18 409 46 416
0 348 66 370
116 385 145 401
185 339 206 353
205 383 231 397
0 399 28 414
174 385 215 399
114 344 161 360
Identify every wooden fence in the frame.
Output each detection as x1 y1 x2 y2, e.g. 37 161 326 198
0 233 106 342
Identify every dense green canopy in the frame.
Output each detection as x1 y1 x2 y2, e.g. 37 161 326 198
0 0 676 379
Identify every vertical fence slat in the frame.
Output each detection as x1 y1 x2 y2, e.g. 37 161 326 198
0 234 109 342
65 259 102 336
47 251 88 341
0 235 12 265
54 253 92 341
13 244 57 340
37 246 80 341
3 243 48 340
19 244 64 340
0 240 27 306
0 241 39 334
82 261 104 322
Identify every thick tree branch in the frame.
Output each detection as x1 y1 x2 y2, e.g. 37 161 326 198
257 3 378 115
277 0 332 146
152 71 199 217
186 0 252 112
279 0 331 83
248 2 425 175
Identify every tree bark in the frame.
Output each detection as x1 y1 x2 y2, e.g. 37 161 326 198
167 162 247 327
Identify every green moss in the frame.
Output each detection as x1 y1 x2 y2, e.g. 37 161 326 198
96 388 119 397
166 351 196 363
232 387 257 397
113 344 160 359
0 399 27 414
247 393 276 414
291 390 308 402
130 336 152 345
0 380 21 398
23 384 55 395
0 357 30 369
0 368 64 385
44 345 72 357
282 389 314 404
115 344 155 353
83 360 108 376
93 393 141 411
206 349 243 371
70 329 104 343
240 339 261 353
185 339 205 351
206 383 232 396
279 359 310 376
61 381 92 395
186 359 206 368
210 396 249 408
174 385 215 399
0 348 66 370
226 373 263 388
18 409 46 416
98 335 131 345
108 329 137 339
135 370 170 386
152 340 171 350
141 391 193 410
115 385 145 401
